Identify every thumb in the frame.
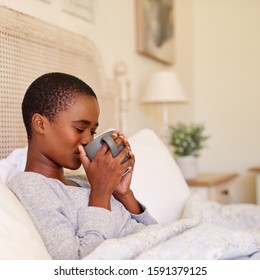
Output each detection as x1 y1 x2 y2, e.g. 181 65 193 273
78 145 91 171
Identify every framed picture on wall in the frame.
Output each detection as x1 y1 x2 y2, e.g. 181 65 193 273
136 0 174 64
62 0 94 22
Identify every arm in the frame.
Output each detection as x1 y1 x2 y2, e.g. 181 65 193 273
113 189 143 214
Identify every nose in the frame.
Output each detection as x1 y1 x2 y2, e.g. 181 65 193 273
80 133 94 146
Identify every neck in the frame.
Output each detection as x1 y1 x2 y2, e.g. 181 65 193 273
25 145 65 181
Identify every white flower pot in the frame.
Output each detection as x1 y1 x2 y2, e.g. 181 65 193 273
175 155 198 179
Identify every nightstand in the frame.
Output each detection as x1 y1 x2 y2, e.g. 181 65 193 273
186 173 238 203
248 166 260 205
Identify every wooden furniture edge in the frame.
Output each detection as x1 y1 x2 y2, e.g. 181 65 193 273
186 173 238 187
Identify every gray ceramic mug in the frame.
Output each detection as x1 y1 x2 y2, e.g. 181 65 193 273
84 130 130 175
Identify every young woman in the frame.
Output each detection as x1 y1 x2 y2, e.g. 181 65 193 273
8 72 157 259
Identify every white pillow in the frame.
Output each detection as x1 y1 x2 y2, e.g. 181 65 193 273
129 129 190 224
0 182 51 259
0 147 27 183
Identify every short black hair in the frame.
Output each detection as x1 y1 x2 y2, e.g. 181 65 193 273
22 72 97 140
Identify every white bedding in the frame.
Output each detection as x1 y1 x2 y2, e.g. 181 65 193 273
84 194 260 260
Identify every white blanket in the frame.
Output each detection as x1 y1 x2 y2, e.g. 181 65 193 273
84 194 260 260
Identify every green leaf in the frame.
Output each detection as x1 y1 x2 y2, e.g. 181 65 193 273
169 122 209 157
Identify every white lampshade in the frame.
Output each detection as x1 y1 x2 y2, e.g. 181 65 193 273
142 70 188 143
142 70 187 104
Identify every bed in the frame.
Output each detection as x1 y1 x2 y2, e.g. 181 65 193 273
1 6 260 260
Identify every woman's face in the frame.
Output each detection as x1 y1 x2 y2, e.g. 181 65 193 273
41 94 100 170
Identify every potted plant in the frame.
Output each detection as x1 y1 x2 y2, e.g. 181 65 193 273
169 122 209 179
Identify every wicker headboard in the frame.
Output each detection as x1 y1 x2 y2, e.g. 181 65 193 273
0 6 120 159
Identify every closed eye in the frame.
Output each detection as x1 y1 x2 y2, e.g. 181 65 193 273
72 120 99 136
76 128 85 133
75 127 97 136
91 130 97 136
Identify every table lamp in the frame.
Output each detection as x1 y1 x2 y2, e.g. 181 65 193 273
142 70 188 143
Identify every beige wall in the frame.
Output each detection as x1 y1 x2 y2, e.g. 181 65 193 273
192 0 260 202
1 0 259 203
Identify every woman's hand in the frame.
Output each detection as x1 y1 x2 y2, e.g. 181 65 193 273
112 131 134 195
111 132 143 215
78 130 134 210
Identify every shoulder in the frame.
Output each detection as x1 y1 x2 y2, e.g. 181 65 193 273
8 172 90 200
7 172 56 198
8 172 49 187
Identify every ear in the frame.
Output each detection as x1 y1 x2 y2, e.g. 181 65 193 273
31 113 49 135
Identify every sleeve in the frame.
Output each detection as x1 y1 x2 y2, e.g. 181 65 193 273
130 202 158 225
76 206 118 258
42 205 118 260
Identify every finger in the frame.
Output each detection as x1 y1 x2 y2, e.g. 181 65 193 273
122 166 132 176
78 145 91 167
112 134 124 148
122 137 131 150
114 131 130 149
127 149 135 160
111 130 121 139
94 141 110 159
121 157 135 177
